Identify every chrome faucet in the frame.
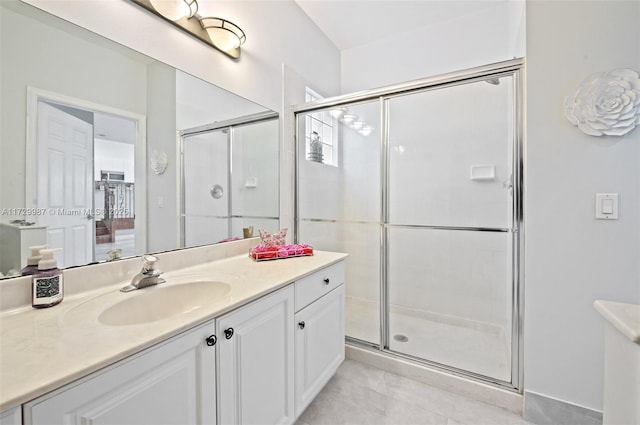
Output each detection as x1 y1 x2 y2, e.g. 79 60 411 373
120 255 165 292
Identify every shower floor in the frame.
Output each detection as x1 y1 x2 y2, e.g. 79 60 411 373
346 296 512 382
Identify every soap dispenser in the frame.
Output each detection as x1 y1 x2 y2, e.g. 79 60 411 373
32 248 63 308
21 245 48 276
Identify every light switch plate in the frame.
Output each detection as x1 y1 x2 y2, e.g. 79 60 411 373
595 193 618 219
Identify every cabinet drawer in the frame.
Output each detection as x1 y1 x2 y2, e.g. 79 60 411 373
295 261 345 311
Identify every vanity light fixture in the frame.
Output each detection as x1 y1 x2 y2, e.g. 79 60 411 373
200 17 246 52
129 0 246 59
149 0 197 21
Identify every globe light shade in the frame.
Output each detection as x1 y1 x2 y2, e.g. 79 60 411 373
200 17 246 52
149 0 197 21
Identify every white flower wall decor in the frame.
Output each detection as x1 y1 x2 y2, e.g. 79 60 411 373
150 149 169 175
564 68 640 137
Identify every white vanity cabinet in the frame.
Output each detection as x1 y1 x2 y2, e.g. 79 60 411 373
294 261 345 418
216 285 295 425
23 320 217 425
0 406 21 425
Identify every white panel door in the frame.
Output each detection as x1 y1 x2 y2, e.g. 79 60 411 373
294 284 345 418
36 101 93 267
217 285 295 425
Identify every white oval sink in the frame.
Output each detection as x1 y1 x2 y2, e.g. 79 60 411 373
98 281 231 326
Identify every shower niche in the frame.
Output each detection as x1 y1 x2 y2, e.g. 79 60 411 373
294 59 523 390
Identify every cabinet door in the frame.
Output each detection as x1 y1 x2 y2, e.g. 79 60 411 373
24 320 217 425
0 406 21 425
217 285 295 425
294 284 345 418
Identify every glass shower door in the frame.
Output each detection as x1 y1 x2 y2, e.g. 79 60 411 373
296 100 382 346
182 129 230 246
386 76 516 382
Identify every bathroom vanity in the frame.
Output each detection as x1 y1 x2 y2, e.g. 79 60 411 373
594 300 640 425
0 240 347 425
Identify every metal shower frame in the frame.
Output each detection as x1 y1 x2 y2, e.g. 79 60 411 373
291 58 525 392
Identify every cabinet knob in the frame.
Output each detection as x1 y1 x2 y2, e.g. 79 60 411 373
323 278 330 285
224 327 234 339
298 321 305 330
205 335 217 346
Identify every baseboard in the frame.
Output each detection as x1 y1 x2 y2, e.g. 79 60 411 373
523 391 603 425
345 344 523 415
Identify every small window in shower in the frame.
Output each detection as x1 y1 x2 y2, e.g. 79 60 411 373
304 87 338 166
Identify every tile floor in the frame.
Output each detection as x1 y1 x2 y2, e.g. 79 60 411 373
295 359 533 425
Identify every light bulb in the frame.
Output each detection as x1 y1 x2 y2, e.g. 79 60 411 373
359 126 374 136
330 108 345 119
149 0 191 21
342 114 356 124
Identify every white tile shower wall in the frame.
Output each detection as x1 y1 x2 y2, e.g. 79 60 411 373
387 80 513 229
342 223 381 303
388 229 511 327
339 104 381 309
231 120 280 220
184 216 229 247
183 131 229 245
298 156 344 221
335 83 513 328
341 102 381 222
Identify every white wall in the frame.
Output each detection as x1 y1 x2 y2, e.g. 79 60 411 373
146 62 178 252
525 0 640 411
0 1 147 220
341 1 525 93
22 0 341 115
94 139 135 182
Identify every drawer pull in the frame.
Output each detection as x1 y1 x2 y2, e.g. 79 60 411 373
224 328 234 339
298 321 305 330
205 335 217 346
323 278 330 285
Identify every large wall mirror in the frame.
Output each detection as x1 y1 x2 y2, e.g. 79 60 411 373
0 0 279 278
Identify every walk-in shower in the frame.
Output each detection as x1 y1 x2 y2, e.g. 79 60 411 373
294 59 524 390
180 112 280 246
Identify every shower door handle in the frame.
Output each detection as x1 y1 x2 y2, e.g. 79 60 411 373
210 184 224 199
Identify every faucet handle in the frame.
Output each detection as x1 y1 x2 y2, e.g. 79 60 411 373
142 254 159 272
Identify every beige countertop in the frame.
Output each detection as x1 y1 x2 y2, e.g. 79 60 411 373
0 250 347 411
594 299 640 344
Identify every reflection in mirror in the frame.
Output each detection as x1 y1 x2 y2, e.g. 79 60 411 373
0 0 279 278
181 114 279 247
